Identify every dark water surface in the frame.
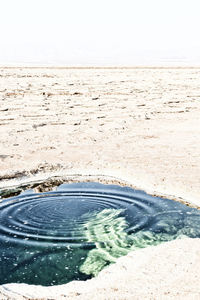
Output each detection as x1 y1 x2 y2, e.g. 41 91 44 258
0 182 200 286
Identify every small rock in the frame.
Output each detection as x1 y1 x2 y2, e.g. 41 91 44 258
74 121 81 126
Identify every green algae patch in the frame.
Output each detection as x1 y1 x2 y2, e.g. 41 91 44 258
80 209 200 276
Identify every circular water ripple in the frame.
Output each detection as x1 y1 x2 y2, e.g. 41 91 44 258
0 182 200 286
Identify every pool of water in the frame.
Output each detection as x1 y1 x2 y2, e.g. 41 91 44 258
0 182 200 286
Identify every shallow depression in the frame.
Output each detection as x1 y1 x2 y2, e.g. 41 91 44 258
0 182 200 286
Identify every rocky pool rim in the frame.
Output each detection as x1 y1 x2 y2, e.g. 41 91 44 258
0 173 199 210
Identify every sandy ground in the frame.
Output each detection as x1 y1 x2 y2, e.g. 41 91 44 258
0 67 200 299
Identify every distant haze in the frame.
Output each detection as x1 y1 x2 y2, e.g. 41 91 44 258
1 0 200 66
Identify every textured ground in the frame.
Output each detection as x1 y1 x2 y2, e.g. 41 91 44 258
0 67 200 202
0 67 200 299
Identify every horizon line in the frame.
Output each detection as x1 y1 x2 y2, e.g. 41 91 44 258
1 65 200 69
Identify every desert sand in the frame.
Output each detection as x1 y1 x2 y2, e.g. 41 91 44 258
0 67 200 299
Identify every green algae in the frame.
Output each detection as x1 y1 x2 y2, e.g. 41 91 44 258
79 209 200 276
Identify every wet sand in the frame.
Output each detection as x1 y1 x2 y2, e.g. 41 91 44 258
0 67 200 299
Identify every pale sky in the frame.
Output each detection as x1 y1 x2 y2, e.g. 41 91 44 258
1 0 200 65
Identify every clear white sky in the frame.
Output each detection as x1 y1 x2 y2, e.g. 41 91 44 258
1 0 200 65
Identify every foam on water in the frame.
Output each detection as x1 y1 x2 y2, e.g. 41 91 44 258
0 182 200 286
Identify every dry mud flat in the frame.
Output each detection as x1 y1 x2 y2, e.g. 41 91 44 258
0 67 200 299
0 67 200 203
